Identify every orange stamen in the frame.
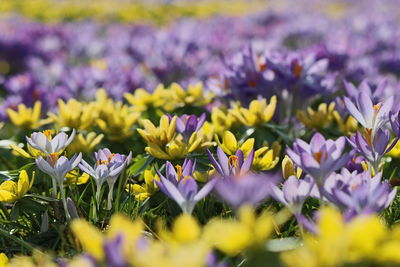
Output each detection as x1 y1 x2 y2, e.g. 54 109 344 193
175 165 183 181
49 153 59 167
42 130 52 140
228 155 239 168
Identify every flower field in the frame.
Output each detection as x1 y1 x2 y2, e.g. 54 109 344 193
2 0 400 266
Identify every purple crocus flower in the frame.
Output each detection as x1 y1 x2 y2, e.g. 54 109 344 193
104 234 126 267
207 147 254 177
345 156 365 173
79 148 131 210
174 113 206 141
213 172 276 209
155 160 217 214
324 169 396 220
286 133 353 188
36 153 82 219
27 129 76 156
344 90 393 134
347 128 395 173
270 175 316 215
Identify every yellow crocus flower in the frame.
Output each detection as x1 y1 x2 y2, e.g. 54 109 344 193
71 214 143 262
388 139 400 158
282 155 302 179
0 253 7 267
47 99 99 130
65 171 90 186
7 101 45 130
0 170 34 203
230 96 277 126
97 99 139 141
252 142 280 171
170 82 214 107
211 106 238 134
158 213 202 245
126 170 159 201
215 130 254 156
124 84 175 112
204 205 274 255
68 132 104 154
70 219 105 261
296 102 336 130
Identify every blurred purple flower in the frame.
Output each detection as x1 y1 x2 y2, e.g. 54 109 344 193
104 234 126 267
324 169 396 220
213 172 277 209
270 175 316 215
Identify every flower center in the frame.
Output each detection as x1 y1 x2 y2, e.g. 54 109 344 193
228 155 239 168
42 130 52 140
49 153 59 167
313 151 327 163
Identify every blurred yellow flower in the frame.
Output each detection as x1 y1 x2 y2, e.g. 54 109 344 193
230 96 277 126
281 207 400 267
204 205 274 255
0 170 34 203
48 99 99 130
211 106 238 134
97 99 139 141
68 132 104 154
0 253 7 267
388 139 400 158
125 85 175 113
297 102 336 130
71 214 143 262
215 131 254 156
170 82 214 107
7 101 45 130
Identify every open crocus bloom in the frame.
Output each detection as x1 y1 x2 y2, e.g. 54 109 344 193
79 148 131 209
155 159 217 214
286 132 353 187
344 91 393 135
207 147 254 177
27 129 76 156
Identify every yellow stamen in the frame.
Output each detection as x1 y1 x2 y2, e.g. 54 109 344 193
42 130 52 140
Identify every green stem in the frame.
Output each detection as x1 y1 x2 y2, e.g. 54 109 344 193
59 185 70 221
107 182 115 210
0 227 37 253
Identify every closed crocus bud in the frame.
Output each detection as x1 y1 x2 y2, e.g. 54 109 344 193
282 155 302 179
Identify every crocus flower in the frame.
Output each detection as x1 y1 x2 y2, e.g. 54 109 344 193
26 129 76 156
36 153 82 219
270 175 315 215
79 148 131 210
207 147 254 177
213 172 276 209
344 91 393 135
324 169 396 220
347 128 395 174
286 133 352 188
155 160 217 214
173 113 206 141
